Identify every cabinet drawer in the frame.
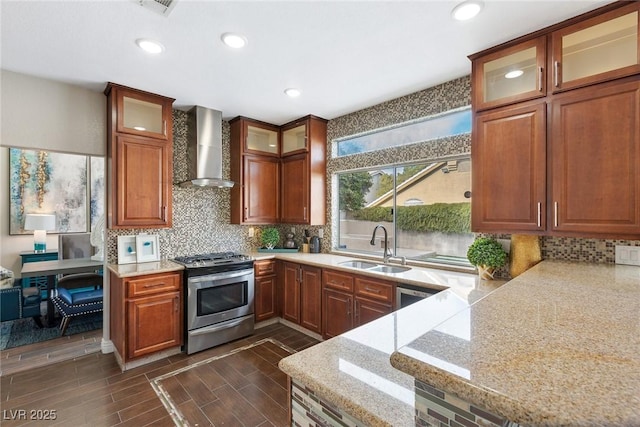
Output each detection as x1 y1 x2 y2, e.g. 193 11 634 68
127 272 181 298
355 277 394 303
254 260 276 276
323 270 354 292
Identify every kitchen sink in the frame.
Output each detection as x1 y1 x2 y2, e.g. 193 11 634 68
338 260 379 269
368 265 412 274
338 260 411 274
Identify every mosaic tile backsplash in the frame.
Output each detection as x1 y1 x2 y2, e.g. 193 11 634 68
107 76 640 269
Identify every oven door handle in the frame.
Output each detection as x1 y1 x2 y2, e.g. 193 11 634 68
189 269 253 284
189 317 248 336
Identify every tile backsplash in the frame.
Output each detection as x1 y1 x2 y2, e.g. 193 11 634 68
106 77 640 269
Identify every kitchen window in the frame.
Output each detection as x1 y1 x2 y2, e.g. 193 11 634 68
336 158 473 267
335 107 471 157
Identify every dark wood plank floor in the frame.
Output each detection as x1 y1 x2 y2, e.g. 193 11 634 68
1 328 102 376
0 324 319 426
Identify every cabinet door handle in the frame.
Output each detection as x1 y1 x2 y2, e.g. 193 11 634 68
298 268 303 283
303 207 307 221
537 202 542 227
538 67 544 92
364 286 381 294
354 300 359 320
554 202 559 227
163 120 167 136
554 61 560 88
174 296 179 312
346 298 351 316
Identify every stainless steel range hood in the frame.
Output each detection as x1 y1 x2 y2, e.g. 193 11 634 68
179 106 235 188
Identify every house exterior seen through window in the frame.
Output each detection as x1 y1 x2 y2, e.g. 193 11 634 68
337 158 473 267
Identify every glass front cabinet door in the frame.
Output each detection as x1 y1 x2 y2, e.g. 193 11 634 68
281 121 308 156
115 87 173 140
245 123 279 156
472 36 546 111
550 3 640 92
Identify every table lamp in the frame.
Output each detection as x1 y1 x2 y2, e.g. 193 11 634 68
24 214 56 253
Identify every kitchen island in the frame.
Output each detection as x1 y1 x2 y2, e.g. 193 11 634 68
279 261 640 426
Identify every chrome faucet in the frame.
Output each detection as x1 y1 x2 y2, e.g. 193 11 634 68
370 225 393 263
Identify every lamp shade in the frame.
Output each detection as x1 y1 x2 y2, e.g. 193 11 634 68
24 214 56 231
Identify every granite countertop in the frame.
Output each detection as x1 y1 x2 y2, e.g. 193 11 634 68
278 262 504 427
107 259 183 278
391 261 640 426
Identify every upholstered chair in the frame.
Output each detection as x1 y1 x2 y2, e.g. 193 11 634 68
0 266 43 327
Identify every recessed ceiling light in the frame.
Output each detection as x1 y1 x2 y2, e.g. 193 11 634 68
452 1 483 21
221 33 248 49
505 70 524 79
135 38 165 54
284 88 301 98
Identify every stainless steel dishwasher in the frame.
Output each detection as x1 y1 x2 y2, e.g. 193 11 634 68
396 283 440 310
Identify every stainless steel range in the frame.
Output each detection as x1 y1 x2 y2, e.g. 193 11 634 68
173 252 255 354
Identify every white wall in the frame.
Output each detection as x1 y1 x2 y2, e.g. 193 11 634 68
0 70 106 274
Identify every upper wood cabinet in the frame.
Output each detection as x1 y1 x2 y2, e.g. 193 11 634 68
281 121 307 155
245 120 280 156
105 83 174 229
112 84 173 141
472 101 546 233
473 37 547 111
471 2 640 239
230 118 281 224
550 79 640 236
550 3 640 93
230 115 327 225
280 115 327 225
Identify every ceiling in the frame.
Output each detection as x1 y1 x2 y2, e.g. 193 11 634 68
1 0 611 125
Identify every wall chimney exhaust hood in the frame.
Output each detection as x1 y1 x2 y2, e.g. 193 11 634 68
180 106 235 188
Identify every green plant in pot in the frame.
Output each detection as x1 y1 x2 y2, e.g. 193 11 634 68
261 227 280 250
467 237 508 280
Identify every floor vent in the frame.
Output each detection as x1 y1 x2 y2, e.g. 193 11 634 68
133 0 177 17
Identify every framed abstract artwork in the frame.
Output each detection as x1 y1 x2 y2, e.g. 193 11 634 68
9 148 105 235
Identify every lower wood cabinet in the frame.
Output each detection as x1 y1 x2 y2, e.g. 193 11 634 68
281 261 322 334
322 269 394 339
110 271 182 362
254 260 277 322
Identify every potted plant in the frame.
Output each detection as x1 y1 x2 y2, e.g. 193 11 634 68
467 237 508 280
261 227 280 250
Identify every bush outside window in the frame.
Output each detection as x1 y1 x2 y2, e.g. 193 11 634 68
337 158 473 267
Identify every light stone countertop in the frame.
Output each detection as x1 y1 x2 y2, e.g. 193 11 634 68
107 259 183 278
391 261 640 426
250 251 492 296
277 253 503 427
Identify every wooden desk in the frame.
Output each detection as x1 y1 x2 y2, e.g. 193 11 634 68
21 258 104 326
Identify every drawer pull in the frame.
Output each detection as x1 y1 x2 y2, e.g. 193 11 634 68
364 286 381 293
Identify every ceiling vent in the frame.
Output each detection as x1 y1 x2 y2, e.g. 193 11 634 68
133 0 177 17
